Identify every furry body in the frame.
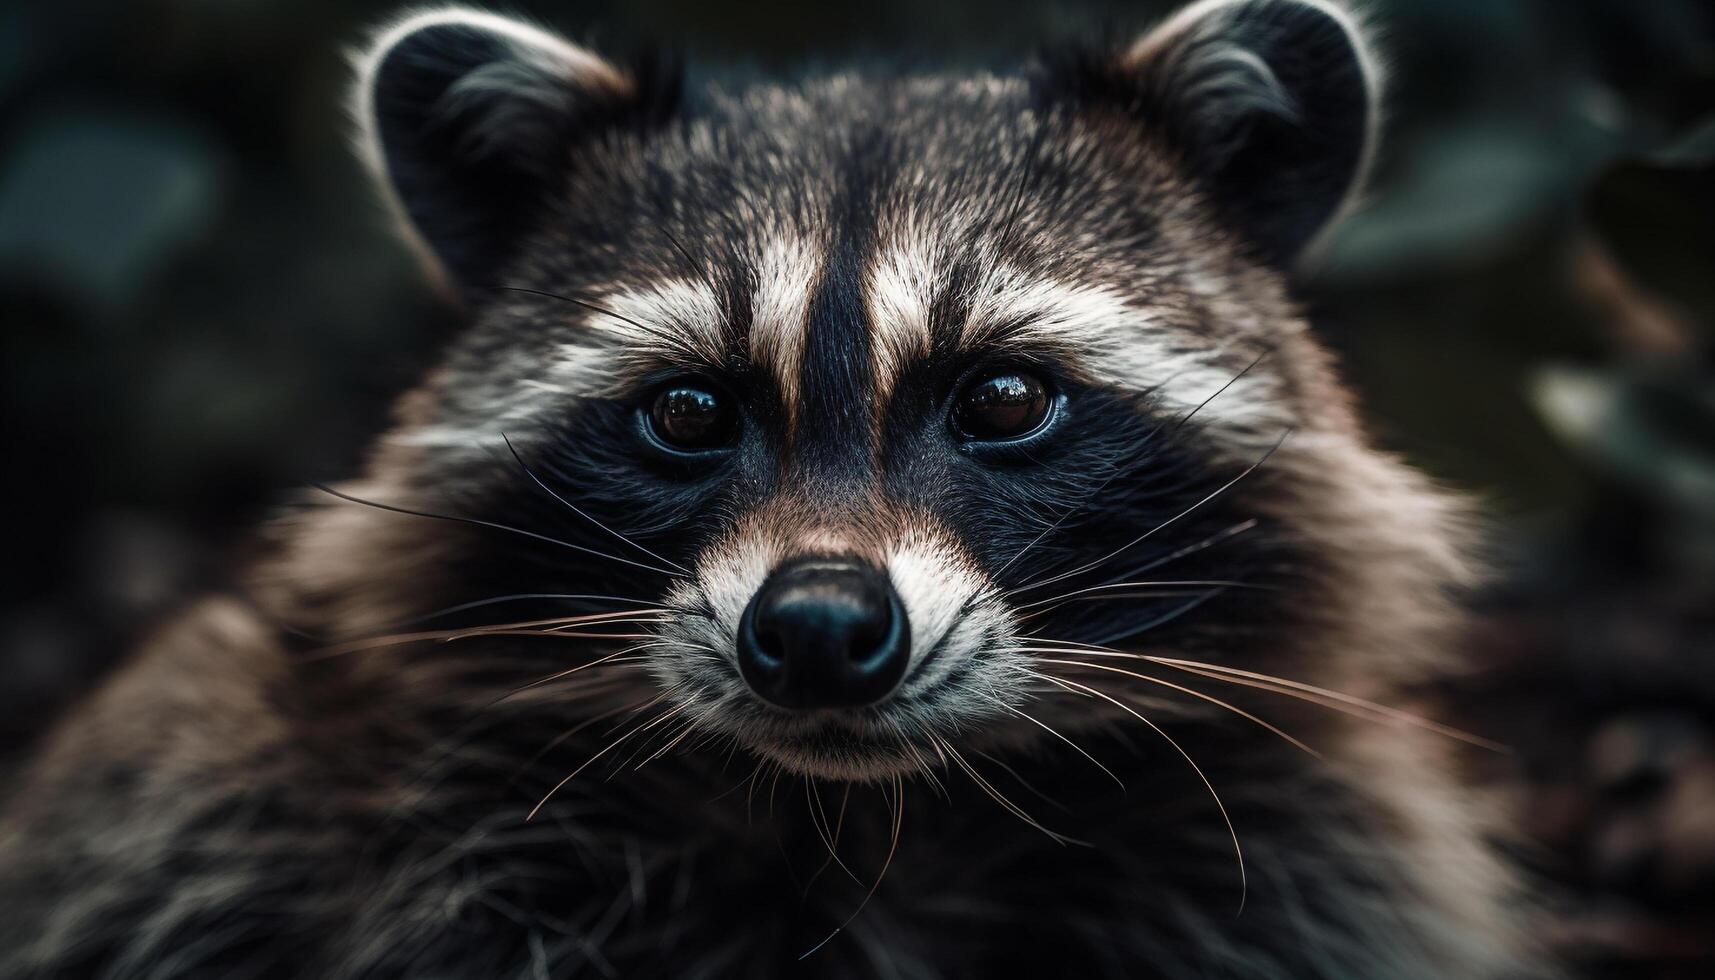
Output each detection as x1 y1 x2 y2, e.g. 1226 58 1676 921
0 2 1539 976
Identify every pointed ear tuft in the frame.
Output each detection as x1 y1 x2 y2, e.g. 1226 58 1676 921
352 7 680 292
1047 0 1380 265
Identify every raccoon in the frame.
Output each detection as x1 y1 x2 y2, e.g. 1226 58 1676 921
0 1 1540 976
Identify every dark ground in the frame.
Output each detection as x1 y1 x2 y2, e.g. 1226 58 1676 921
2 0 1713 975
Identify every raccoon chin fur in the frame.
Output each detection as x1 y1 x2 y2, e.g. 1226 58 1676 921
0 2 1548 977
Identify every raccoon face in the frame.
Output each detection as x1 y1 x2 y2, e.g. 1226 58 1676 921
347 0 1380 781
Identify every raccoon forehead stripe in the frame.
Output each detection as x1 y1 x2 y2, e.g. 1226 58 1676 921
748 238 822 428
864 237 939 410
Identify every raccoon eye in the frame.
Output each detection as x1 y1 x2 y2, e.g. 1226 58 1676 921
953 370 1052 441
648 383 737 451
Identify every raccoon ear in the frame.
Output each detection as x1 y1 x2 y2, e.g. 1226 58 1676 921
353 8 678 293
1059 0 1379 264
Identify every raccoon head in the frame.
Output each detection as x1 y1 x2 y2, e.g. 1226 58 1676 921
308 1 1451 784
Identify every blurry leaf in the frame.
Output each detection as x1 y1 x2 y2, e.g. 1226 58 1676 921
1531 364 1715 520
0 109 224 320
1316 115 1618 283
1585 118 1715 330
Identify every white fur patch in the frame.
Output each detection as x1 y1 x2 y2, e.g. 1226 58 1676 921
537 237 819 407
865 234 940 407
575 278 729 370
747 237 823 427
886 529 1001 681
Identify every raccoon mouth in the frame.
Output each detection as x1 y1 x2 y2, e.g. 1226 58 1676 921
744 717 925 780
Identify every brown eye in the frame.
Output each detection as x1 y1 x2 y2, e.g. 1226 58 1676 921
649 383 737 450
953 370 1052 441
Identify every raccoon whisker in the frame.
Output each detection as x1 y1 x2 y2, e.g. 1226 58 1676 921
882 718 949 800
1019 579 1270 610
954 116 1051 351
302 611 668 660
1006 426 1291 597
991 116 1049 260
800 783 856 891
508 692 673 790
680 727 729 761
527 700 691 820
804 780 865 890
932 733 1082 847
1014 590 1227 646
746 759 778 826
659 226 713 293
1022 636 1502 750
501 434 692 576
717 732 744 775
985 697 1126 791
991 425 1145 579
1014 579 1269 611
994 355 1267 580
281 594 666 646
447 609 669 637
1088 588 1229 645
798 773 905 961
748 760 781 828
395 667 661 806
993 503 1088 580
909 748 950 800
600 696 692 775
486 645 658 710
969 748 1074 814
539 615 671 634
313 483 688 580
1018 590 1222 623
1144 657 1506 752
829 782 854 858
1021 657 1321 759
944 738 1081 845
302 627 502 660
767 763 787 822
458 629 660 642
634 715 701 770
378 593 671 631
485 283 698 367
1170 350 1271 432
1105 518 1259 581
480 284 657 338
709 756 766 810
646 195 728 317
1029 671 1247 915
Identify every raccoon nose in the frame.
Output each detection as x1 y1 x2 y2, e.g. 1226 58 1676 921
737 557 910 710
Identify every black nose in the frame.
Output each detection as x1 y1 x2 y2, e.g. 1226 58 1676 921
737 557 911 710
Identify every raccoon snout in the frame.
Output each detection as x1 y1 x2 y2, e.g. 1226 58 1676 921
736 556 910 711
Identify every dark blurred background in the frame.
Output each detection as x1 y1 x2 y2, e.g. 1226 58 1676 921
2 0 1712 974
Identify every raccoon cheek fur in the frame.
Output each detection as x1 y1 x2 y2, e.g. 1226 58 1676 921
0 2 1545 978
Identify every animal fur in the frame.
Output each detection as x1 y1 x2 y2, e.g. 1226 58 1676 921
0 2 1545 976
